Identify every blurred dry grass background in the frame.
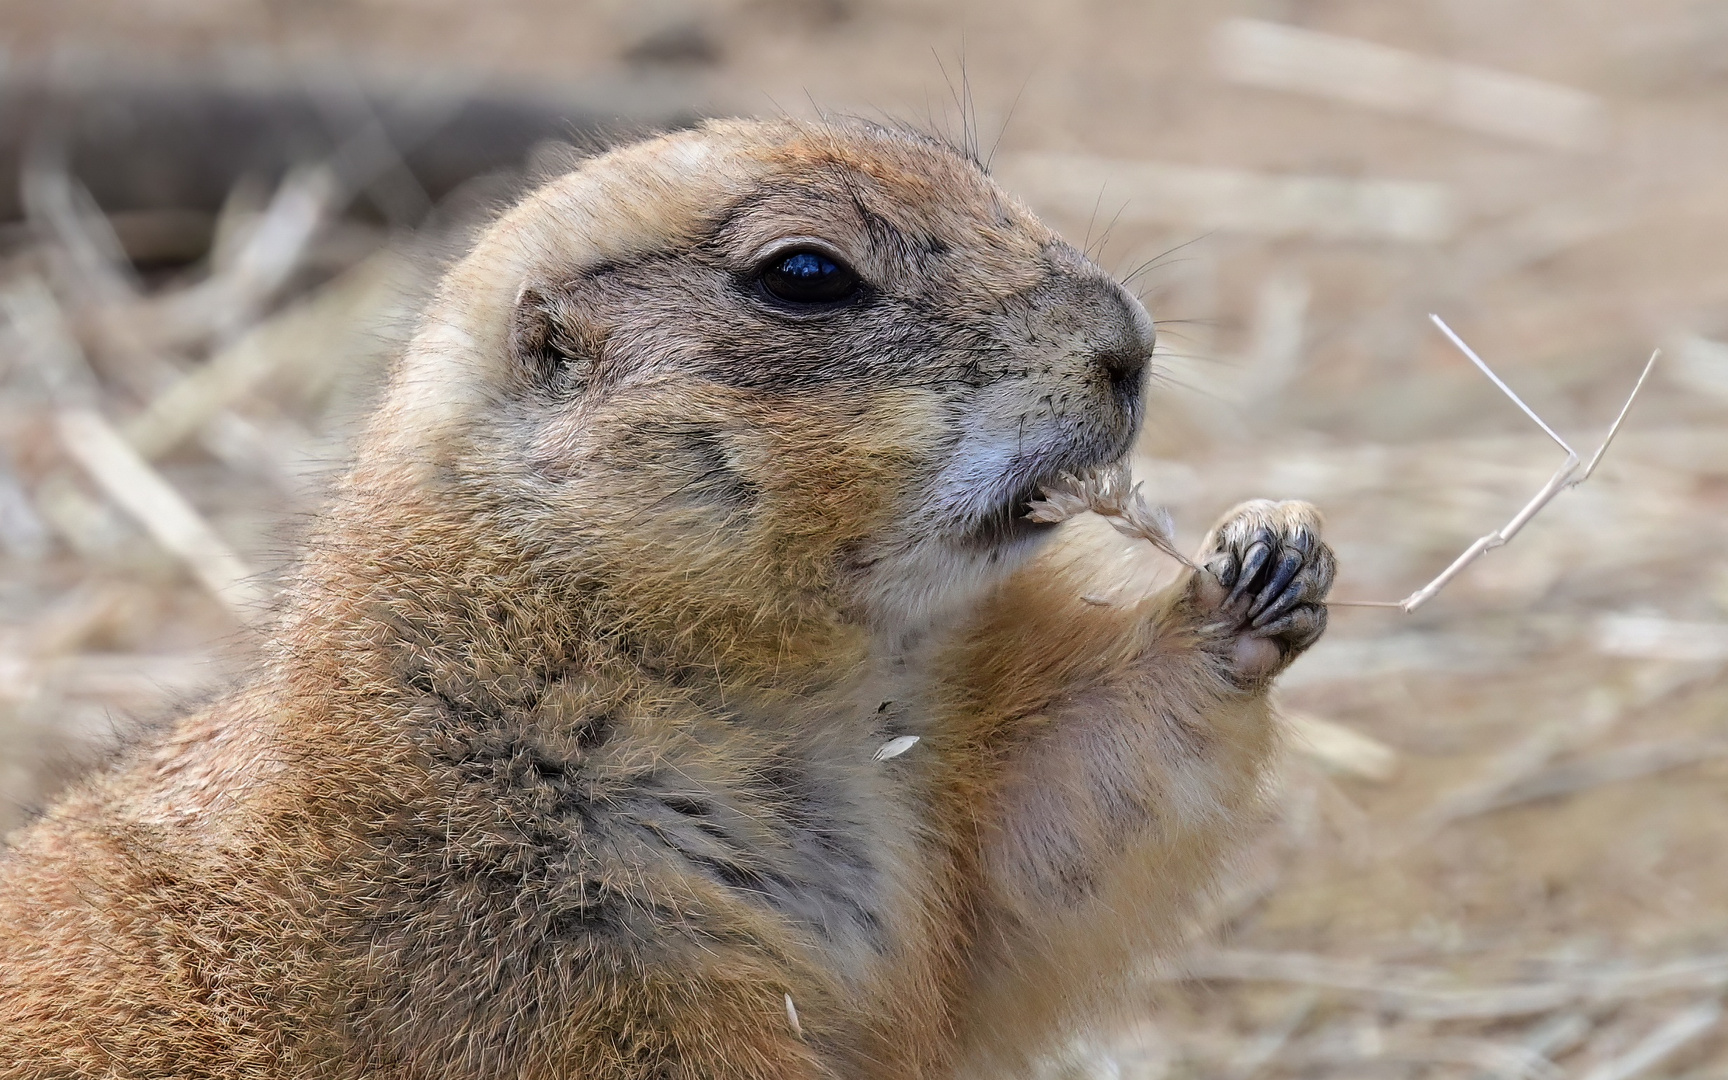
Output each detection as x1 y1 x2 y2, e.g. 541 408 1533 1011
2 1 1728 1077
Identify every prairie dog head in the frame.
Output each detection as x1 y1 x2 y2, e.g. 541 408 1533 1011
360 118 1152 648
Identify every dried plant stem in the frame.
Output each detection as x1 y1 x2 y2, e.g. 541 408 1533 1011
123 248 405 459
1166 949 1728 1022
1577 1000 1721 1080
1027 464 1202 570
55 407 266 624
1330 315 1658 612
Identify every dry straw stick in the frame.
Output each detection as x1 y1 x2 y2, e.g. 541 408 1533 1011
1330 315 1659 613
1284 712 1400 782
1212 18 1606 153
55 407 267 625
123 248 408 459
1170 949 1728 1022
1471 738 1728 816
999 151 1456 243
1576 999 1721 1080
141 165 339 347
1027 463 1199 570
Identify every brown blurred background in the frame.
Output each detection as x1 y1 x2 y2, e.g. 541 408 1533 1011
3 2 1728 1077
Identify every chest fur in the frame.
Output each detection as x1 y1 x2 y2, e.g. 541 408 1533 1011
359 669 928 991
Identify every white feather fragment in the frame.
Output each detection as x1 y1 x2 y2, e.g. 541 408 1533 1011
873 735 921 762
784 993 802 1038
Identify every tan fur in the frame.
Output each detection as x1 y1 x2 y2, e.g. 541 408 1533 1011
0 118 1334 1079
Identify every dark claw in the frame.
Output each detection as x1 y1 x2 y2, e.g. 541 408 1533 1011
1251 605 1327 652
1209 551 1239 588
1250 549 1305 618
1228 540 1272 608
1252 577 1306 627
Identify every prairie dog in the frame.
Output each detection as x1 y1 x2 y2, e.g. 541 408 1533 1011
0 118 1334 1079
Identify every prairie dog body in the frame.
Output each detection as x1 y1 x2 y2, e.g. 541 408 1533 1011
0 119 1334 1078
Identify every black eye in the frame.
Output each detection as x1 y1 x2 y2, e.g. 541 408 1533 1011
757 249 862 306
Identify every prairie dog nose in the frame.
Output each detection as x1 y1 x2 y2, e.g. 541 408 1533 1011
1091 279 1155 405
1040 243 1155 386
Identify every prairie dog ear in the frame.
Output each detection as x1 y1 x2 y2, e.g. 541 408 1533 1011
508 284 599 396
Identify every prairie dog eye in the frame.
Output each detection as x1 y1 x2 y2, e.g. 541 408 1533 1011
757 248 863 306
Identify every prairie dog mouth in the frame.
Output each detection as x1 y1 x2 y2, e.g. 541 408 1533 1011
961 460 1118 550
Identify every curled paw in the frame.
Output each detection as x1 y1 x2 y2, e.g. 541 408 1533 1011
1190 499 1335 682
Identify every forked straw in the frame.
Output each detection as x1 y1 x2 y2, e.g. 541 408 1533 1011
1329 316 1659 612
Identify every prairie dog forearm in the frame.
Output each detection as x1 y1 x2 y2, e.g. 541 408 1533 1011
945 503 1331 1073
959 672 1275 1078
979 587 1269 924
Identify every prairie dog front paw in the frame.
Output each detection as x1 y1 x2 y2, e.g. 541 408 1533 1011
1190 499 1334 682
